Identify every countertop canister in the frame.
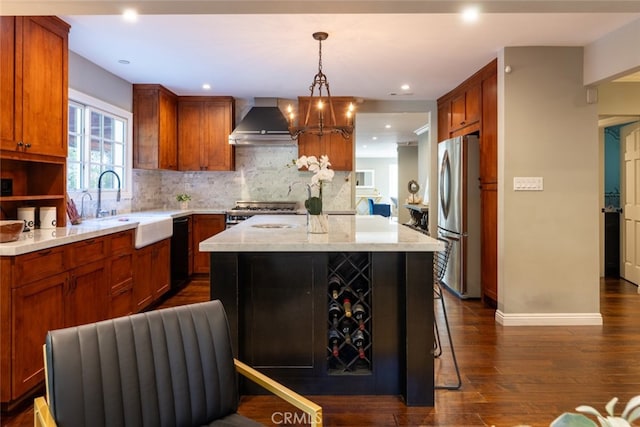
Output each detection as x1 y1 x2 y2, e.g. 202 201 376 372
17 207 35 232
39 207 57 229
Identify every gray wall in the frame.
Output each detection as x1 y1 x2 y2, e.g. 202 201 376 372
498 46 600 322
69 51 132 112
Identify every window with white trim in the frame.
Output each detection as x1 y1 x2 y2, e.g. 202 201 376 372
67 90 132 195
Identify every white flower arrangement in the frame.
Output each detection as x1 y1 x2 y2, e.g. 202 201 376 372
289 155 335 215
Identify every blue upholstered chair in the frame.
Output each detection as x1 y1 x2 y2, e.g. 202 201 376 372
368 198 391 217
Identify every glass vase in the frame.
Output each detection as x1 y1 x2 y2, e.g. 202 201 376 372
308 213 329 234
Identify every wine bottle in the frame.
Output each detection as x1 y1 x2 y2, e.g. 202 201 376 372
328 329 341 357
353 303 366 330
340 287 355 317
353 330 366 359
328 275 342 300
329 301 342 328
339 318 354 344
353 281 367 299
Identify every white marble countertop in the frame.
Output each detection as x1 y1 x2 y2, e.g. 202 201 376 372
199 215 444 253
0 209 228 256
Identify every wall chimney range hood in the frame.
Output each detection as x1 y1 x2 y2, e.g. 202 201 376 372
229 100 295 146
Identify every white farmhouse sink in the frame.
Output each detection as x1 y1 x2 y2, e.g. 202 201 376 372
94 214 173 248
128 216 173 249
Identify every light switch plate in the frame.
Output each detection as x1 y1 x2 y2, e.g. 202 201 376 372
513 177 543 191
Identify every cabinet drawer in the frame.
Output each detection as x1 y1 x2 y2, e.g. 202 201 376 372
67 237 108 268
14 247 66 287
111 230 134 256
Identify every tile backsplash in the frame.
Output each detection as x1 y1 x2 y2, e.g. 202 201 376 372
133 146 353 212
68 146 353 217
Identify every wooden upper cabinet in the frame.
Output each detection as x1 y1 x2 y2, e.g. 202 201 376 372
296 96 354 171
449 82 481 133
437 101 450 142
480 72 497 184
178 97 235 171
133 84 178 170
0 16 69 158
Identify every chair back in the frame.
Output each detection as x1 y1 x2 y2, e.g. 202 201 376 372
45 300 239 427
434 237 452 284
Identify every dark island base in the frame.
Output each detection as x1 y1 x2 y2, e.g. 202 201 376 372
210 251 434 406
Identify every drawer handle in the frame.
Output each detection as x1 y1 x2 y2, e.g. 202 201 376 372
38 250 52 256
84 239 96 245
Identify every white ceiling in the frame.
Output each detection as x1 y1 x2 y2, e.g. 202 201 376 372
6 1 639 158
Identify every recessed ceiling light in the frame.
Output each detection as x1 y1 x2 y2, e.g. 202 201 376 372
122 8 138 23
385 124 391 129
401 84 410 91
118 59 130 65
202 83 211 90
372 136 378 140
362 145 368 149
461 6 480 23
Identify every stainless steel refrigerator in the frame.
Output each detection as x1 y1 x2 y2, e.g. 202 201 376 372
437 135 481 298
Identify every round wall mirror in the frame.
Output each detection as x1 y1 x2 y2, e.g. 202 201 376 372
408 180 420 194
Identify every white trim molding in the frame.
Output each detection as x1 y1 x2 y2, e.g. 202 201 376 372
495 310 603 326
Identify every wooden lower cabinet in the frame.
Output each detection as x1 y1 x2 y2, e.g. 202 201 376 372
192 214 225 274
133 238 171 311
152 239 171 298
0 229 154 409
11 272 66 399
480 184 498 305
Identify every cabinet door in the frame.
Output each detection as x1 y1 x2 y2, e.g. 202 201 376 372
133 85 178 170
449 84 481 133
465 83 481 125
152 239 171 298
480 185 498 304
202 99 234 171
178 100 205 171
18 17 69 157
449 93 466 132
296 96 354 171
437 101 450 142
66 260 109 326
159 89 178 169
192 214 225 274
0 17 17 151
480 73 497 183
134 245 154 311
12 272 66 398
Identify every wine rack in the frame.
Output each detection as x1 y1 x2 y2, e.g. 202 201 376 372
327 252 372 374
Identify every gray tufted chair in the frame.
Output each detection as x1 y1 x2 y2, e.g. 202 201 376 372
34 300 322 427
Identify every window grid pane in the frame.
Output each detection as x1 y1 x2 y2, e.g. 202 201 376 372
68 101 128 193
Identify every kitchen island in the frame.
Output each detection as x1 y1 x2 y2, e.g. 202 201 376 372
200 215 444 406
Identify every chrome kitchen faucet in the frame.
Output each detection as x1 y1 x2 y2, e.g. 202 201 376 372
96 170 121 218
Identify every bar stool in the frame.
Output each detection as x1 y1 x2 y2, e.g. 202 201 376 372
433 236 462 390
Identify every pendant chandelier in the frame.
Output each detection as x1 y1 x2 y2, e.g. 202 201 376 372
288 32 354 140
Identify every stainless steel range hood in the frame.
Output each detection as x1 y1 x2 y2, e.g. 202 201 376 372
229 100 295 146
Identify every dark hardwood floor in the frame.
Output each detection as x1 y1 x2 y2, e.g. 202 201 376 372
2 276 638 427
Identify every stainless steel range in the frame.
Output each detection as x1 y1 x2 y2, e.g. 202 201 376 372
225 201 298 228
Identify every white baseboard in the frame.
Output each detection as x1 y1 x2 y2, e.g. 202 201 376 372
495 310 603 326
